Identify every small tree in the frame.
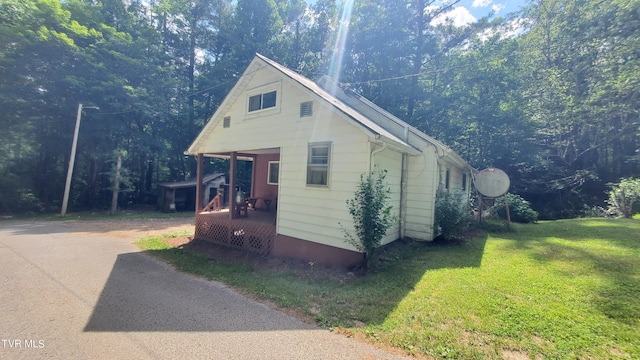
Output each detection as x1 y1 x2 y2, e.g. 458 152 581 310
607 178 640 218
341 169 395 270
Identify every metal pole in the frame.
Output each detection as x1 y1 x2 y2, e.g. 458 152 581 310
61 103 83 217
110 152 122 215
61 104 98 216
505 197 512 229
195 153 203 213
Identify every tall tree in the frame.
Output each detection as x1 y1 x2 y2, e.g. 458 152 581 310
231 0 283 66
517 0 640 216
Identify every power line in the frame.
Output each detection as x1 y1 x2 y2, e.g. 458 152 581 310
86 67 263 116
345 51 516 86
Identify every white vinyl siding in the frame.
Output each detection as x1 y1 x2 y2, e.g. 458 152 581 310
440 161 468 198
373 148 402 245
403 143 439 241
277 135 369 250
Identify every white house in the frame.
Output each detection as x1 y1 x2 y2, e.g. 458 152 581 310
186 54 472 266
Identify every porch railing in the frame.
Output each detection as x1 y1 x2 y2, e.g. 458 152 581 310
194 212 275 255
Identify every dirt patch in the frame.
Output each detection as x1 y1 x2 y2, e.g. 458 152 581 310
501 350 531 360
65 217 195 241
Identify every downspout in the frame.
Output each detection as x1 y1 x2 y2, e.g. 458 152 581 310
399 125 409 240
369 140 387 172
399 153 407 240
430 145 441 239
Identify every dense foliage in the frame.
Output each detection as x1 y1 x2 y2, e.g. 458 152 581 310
342 170 395 269
491 193 539 224
434 190 474 241
607 178 640 218
0 0 638 216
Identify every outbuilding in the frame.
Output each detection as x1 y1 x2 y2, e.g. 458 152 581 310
157 173 226 212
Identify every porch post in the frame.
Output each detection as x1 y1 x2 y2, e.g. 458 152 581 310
229 151 237 219
195 153 204 213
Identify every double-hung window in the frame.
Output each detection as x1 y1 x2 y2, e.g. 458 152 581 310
307 142 331 186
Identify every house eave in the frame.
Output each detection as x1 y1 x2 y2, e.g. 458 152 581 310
371 135 421 156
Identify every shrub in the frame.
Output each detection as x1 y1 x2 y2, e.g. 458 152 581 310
434 190 473 241
341 169 396 270
607 178 640 218
580 205 610 218
491 193 538 223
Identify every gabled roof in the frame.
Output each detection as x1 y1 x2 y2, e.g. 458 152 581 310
253 54 418 154
187 54 469 168
316 75 469 168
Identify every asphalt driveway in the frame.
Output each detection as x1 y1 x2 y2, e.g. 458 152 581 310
0 220 407 359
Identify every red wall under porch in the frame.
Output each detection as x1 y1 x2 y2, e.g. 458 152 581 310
251 153 279 210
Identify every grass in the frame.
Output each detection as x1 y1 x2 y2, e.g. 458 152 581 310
136 218 640 359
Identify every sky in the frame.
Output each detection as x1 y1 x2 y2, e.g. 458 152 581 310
311 1 531 28
434 0 529 27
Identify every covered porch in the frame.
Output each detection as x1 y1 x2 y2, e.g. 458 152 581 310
193 148 279 254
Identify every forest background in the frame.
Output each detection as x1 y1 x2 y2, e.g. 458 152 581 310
0 0 638 219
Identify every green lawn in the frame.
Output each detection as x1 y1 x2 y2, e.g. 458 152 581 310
136 218 640 359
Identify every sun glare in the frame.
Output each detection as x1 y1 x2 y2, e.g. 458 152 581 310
327 0 354 92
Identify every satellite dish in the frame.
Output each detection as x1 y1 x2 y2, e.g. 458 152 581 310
475 167 510 198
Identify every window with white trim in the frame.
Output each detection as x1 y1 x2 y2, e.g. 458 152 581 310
306 142 331 186
267 161 279 185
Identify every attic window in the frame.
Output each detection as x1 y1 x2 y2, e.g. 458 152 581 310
300 101 313 117
223 116 231 128
248 90 277 112
462 173 467 191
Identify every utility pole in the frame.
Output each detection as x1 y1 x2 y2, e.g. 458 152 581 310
110 151 123 215
61 103 99 217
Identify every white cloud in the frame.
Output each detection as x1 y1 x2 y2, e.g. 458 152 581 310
472 0 493 7
430 6 477 27
477 18 529 42
492 3 505 12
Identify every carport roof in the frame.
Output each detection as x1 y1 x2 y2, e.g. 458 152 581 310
158 173 225 189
